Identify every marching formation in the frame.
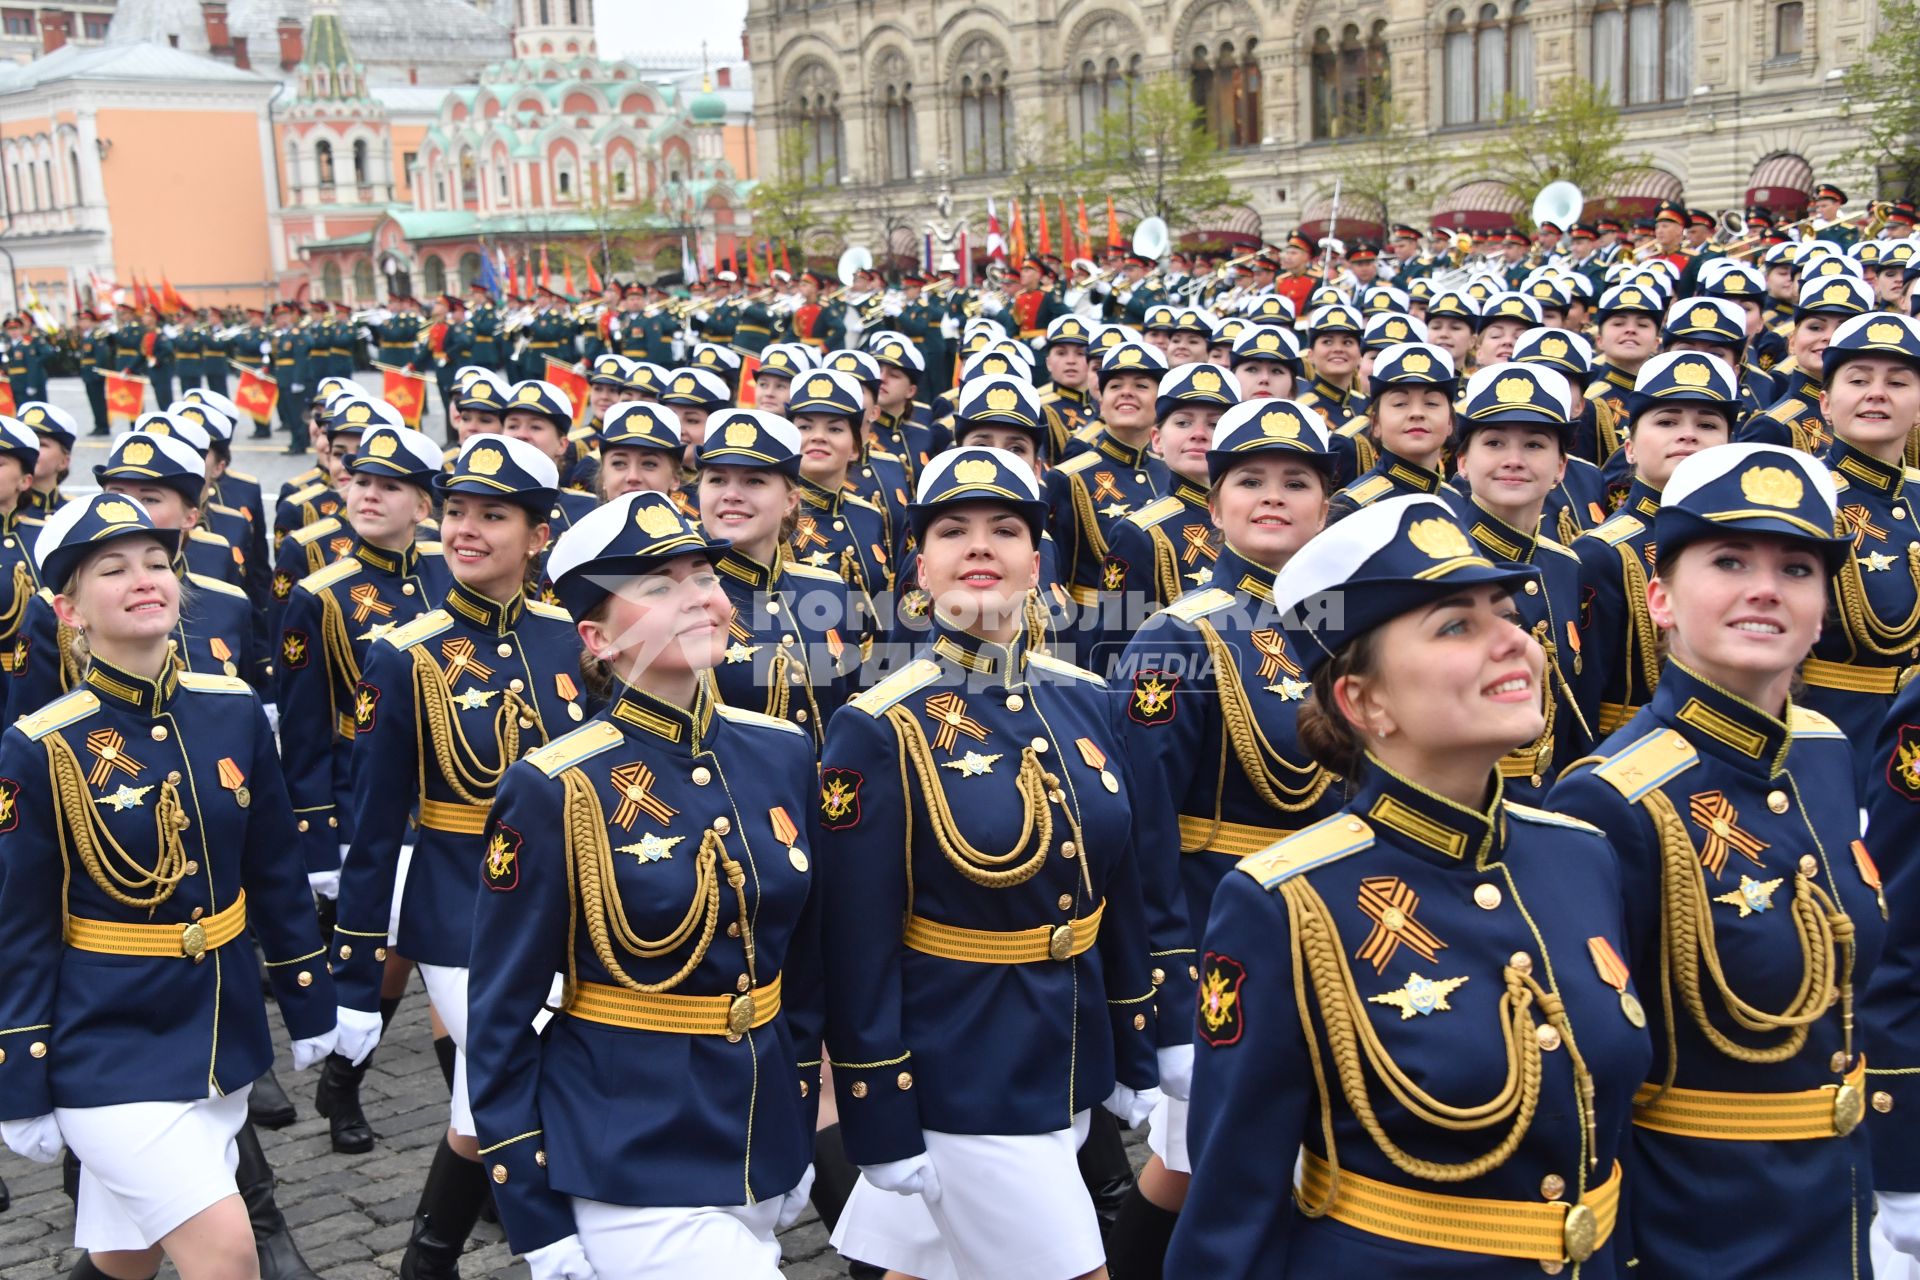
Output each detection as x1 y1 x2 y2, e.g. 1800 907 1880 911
2 178 1920 1280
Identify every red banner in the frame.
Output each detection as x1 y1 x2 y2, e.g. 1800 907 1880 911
104 370 149 423
543 358 590 424
230 362 279 426
378 362 431 427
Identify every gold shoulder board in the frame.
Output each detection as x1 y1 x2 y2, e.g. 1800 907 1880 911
178 671 252 694
1126 495 1183 530
1164 587 1235 622
851 657 942 715
1588 514 1645 546
1788 705 1844 738
1026 651 1105 686
19 689 101 740
297 556 362 595
184 572 247 599
291 516 344 547
381 608 454 652
1341 474 1394 507
1591 727 1699 802
526 719 623 776
1237 813 1375 889
713 703 806 735
1502 801 1603 834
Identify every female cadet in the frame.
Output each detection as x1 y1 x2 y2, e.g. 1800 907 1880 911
785 368 894 646
0 494 337 1280
502 380 601 536
1550 444 1883 1278
326 434 582 1280
465 490 822 1280
820 446 1160 1280
594 402 688 505
1110 398 1344 1273
1325 343 1459 522
278 424 450 1154
1794 313 1920 792
1168 494 1651 1279
695 407 859 750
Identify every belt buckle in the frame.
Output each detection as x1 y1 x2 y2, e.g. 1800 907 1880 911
727 992 756 1039
1048 924 1075 962
1833 1080 1865 1136
181 920 208 962
1562 1201 1598 1263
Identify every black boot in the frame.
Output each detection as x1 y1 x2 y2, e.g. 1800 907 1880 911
1078 1107 1135 1255
1108 1183 1181 1280
808 1123 859 1234
66 1254 154 1279
315 893 338 941
400 1137 488 1280
314 1052 374 1154
0 1171 8 1213
63 1149 80 1202
236 1122 322 1280
249 1066 297 1129
432 1035 457 1091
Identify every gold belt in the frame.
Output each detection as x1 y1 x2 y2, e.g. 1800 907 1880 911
566 974 782 1037
1177 814 1290 857
1596 702 1640 735
65 891 247 962
419 798 489 835
1631 1056 1868 1141
904 901 1105 964
1799 657 1902 695
1298 1150 1621 1265
1065 583 1099 606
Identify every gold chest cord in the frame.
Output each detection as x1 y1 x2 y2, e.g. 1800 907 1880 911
1193 620 1332 839
411 646 541 805
1833 542 1920 657
48 733 190 911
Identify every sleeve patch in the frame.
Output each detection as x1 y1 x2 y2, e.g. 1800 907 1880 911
272 571 293 600
281 629 310 670
1198 953 1246 1048
0 778 20 833
1128 669 1180 726
820 768 863 831
484 823 522 892
1887 724 1920 801
354 682 380 731
1101 555 1129 592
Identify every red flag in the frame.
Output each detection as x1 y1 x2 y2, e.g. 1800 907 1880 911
1107 196 1122 251
1062 199 1075 264
540 246 551 290
738 354 760 407
1009 198 1023 265
232 363 279 425
543 357 590 424
779 243 791 275
1036 195 1051 257
104 370 148 423
0 383 14 417
130 276 147 312
162 274 186 314
563 256 577 298
744 244 759 286
378 362 430 427
1078 196 1093 261
585 256 604 294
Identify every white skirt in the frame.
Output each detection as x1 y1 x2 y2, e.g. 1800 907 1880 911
1146 1092 1190 1174
830 1111 1104 1280
419 961 474 1137
56 1087 251 1252
572 1194 784 1278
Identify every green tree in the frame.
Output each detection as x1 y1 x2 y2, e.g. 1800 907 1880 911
748 129 850 260
1329 95 1449 239
1470 78 1644 227
1843 0 1920 197
577 178 659 279
1078 73 1237 234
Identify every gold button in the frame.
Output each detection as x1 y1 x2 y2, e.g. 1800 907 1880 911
375 947 388 961
795 709 809 723
727 921 741 938
692 766 712 786
1134 472 1147 484
1060 841 1076 859
491 1164 508 1184
1897 507 1908 520
297 971 313 987
1530 774 1543 789
851 1080 869 1099
509 678 524 692
0 1048 7 1063
519 718 533 730
1133 1013 1147 1029
328 816 338 828
1834 1051 1851 1073
833 519 845 531
535 1149 547 1166
150 725 168 742
896 1071 913 1091
1474 883 1502 910
1006 694 1025 711
1151 967 1166 986
737 974 751 992
713 816 732 835
1049 789 1065 805
184 861 199 875
497 643 514 658
1541 1263 1564 1276
1768 790 1789 814
298 820 310 832
1031 737 1049 753
1875 1091 1895 1113
168 770 182 785
766 601 780 614
1800 854 1819 877
1189 965 1200 981
191 907 205 921
1347 819 1364 833
1509 951 1532 975
782 633 796 645
1540 1173 1565 1200
403 583 416 595
1058 894 1074 911
1524 580 1539 595
29 1041 47 1058
339 945 352 959
799 1079 810 1097
1536 1024 1562 1052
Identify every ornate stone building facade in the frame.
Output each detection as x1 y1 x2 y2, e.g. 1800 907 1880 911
746 0 1886 252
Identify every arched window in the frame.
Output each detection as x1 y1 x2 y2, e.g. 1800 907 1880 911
1591 0 1690 105
1443 4 1533 124
791 62 843 185
954 38 1009 174
1774 0 1804 56
611 151 633 196
554 154 575 199
460 151 478 205
286 140 302 193
67 148 80 204
321 260 342 301
459 252 483 291
1190 39 1260 147
537 0 549 22
1475 6 1506 118
876 50 918 181
499 164 511 199
353 257 376 302
352 139 369 187
316 139 336 186
1309 24 1383 139
1073 17 1142 142
423 254 446 294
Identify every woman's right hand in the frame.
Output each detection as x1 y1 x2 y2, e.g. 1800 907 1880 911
334 1006 384 1066
861 1152 942 1202
524 1234 595 1280
1 1113 63 1163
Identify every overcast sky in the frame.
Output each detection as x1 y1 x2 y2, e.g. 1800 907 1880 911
599 0 749 63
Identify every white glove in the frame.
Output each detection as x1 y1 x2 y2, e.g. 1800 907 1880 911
1157 1045 1194 1103
883 296 904 316
290 1027 337 1072
1104 1082 1163 1128
308 868 340 901
1879 1190 1920 1259
861 1152 942 1203
335 1006 384 1066
980 296 1005 316
524 1234 596 1280
291 384 305 393
777 1162 816 1230
938 315 960 340
2 1114 63 1164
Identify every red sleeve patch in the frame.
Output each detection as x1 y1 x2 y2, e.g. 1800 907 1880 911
820 768 863 831
1197 952 1246 1048
353 682 380 731
483 823 522 892
1888 725 1920 801
281 629 310 670
1128 669 1179 726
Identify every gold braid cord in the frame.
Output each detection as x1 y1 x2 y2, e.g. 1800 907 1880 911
319 590 363 691
1619 544 1662 696
1504 622 1563 775
1196 621 1333 835
411 647 539 805
1639 788 1854 1099
1833 542 1920 657
0 561 31 637
1148 526 1182 606
47 733 190 911
558 766 749 1005
1069 473 1110 562
885 705 1082 890
1023 589 1052 653
55 620 82 692
1281 876 1593 1210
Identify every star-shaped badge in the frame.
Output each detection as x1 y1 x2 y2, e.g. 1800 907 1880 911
1713 874 1784 918
101 783 154 812
940 750 1003 777
1098 502 1132 519
615 833 685 864
803 550 835 568
1266 679 1310 701
1367 972 1470 1020
451 688 498 711
1860 551 1897 573
1185 568 1213 586
725 642 763 664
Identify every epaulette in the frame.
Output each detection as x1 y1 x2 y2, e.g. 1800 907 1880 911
1788 705 1844 738
1587 513 1644 545
178 671 253 695
1903 466 1920 485
1336 415 1372 439
291 516 344 547
226 469 258 484
35 586 53 604
381 609 455 651
208 503 245 519
17 688 99 740
1583 381 1610 402
851 657 942 715
1536 535 1580 563
285 481 330 507
1071 421 1103 444
1026 651 1105 686
14 513 40 528
1832 474 1852 492
1056 450 1104 476
525 719 623 777
1762 396 1807 423
1236 813 1375 889
868 445 903 463
1125 495 1184 530
714 702 805 735
297 556 362 595
1592 727 1699 801
188 528 230 547
418 540 443 555
841 491 883 515
783 561 844 583
1163 586 1234 622
523 598 571 621
185 571 247 599
1340 474 1394 507
1502 801 1603 835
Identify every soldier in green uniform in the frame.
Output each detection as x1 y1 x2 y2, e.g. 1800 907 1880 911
269 301 312 453
522 286 577 382
74 308 111 437
1813 182 1859 250
375 294 424 370
173 310 206 392
466 283 502 372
